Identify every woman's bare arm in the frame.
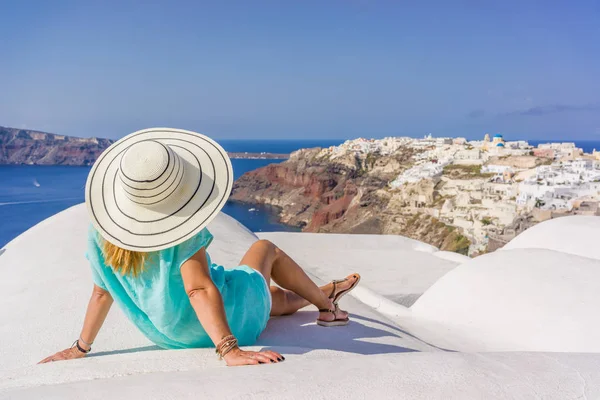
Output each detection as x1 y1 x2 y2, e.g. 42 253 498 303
38 285 113 363
180 248 232 345
80 285 114 346
180 248 282 366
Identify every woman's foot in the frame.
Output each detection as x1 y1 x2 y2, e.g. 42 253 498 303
317 300 349 326
319 273 361 304
314 273 360 326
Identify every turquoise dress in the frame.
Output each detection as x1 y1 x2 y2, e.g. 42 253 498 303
85 226 271 349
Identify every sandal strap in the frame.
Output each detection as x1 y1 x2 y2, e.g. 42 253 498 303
328 281 337 300
319 303 341 314
328 277 353 300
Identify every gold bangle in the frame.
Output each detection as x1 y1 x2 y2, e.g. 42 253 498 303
215 339 235 356
216 338 238 360
217 339 237 356
215 335 235 351
220 343 238 359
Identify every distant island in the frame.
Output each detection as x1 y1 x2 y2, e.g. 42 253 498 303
232 134 600 255
0 126 114 166
0 126 289 165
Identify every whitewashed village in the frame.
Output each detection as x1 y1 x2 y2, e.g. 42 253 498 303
318 134 600 255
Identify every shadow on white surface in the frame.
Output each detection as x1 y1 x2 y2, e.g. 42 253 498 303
257 310 420 355
87 345 163 358
353 314 456 352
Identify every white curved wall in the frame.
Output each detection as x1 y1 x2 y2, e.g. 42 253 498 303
2 204 600 398
411 247 600 352
503 215 600 261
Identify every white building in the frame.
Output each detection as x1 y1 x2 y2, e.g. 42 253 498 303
325 137 414 158
417 134 454 147
538 142 577 150
571 159 594 173
454 149 482 164
389 159 451 188
504 140 531 149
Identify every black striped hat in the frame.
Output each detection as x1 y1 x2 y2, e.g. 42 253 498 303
85 128 233 252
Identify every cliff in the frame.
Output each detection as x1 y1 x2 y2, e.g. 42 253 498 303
0 126 113 166
231 146 471 254
0 126 290 165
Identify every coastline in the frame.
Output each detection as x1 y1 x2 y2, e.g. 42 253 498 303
225 199 302 232
2 133 599 254
230 136 600 257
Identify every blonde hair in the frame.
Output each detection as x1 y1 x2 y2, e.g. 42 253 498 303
101 239 148 277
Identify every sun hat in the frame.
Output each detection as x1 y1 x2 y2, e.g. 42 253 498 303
85 127 233 252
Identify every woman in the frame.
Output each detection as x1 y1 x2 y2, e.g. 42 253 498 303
40 128 360 366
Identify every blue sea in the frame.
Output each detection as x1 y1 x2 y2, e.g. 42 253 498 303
0 139 342 248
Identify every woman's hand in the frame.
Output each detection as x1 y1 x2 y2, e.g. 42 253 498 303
223 347 285 366
38 347 87 364
38 284 112 365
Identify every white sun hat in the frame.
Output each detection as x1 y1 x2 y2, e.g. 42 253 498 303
85 127 233 252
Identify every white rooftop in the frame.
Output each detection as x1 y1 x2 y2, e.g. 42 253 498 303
1 204 599 399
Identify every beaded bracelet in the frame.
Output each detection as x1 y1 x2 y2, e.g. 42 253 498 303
72 339 91 354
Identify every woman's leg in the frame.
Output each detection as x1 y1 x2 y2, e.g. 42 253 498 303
239 239 358 319
269 286 309 316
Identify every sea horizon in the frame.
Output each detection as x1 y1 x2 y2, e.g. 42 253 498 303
1 135 598 159
1 136 599 248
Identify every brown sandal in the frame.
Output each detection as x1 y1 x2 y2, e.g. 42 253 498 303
316 303 349 327
327 273 361 305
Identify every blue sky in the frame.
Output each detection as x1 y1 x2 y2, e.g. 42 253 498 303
1 1 599 140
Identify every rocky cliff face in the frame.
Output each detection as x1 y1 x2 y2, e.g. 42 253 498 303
0 126 113 165
231 146 471 254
